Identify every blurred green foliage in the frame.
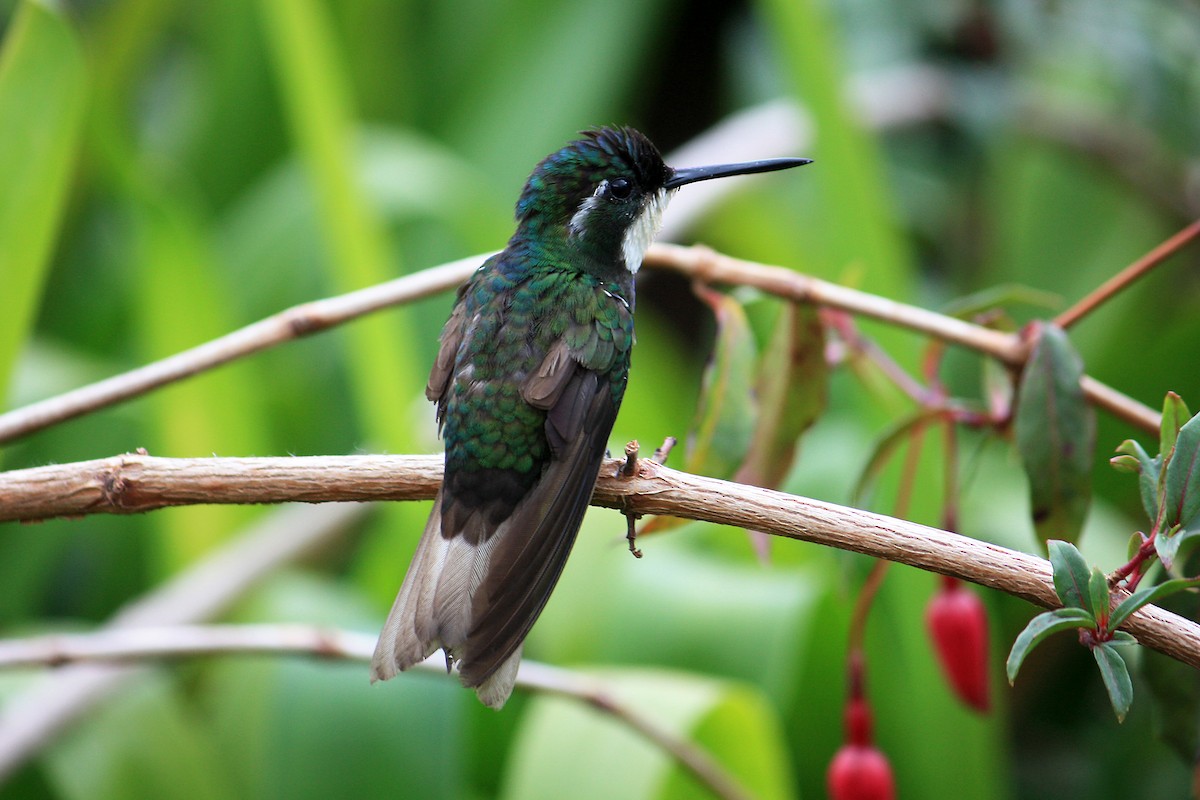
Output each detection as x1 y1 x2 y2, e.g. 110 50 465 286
2 0 1199 797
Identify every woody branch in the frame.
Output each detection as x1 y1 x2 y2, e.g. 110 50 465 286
1 451 1198 671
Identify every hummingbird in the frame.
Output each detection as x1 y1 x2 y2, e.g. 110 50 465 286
371 127 810 708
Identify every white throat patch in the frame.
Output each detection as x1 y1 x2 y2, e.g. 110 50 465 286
568 184 674 274
621 188 672 274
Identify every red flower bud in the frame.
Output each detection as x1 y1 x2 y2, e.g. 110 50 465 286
828 695 895 800
926 576 991 712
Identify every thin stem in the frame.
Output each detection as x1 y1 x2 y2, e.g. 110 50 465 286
847 561 892 655
0 626 750 800
1054 218 1200 331
0 245 1162 446
644 244 1161 435
0 255 484 445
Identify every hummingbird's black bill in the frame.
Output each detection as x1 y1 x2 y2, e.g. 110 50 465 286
663 157 813 189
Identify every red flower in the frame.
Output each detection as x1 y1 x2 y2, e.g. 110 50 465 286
926 576 991 712
827 697 896 800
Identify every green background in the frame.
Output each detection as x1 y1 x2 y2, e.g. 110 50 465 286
2 0 1199 797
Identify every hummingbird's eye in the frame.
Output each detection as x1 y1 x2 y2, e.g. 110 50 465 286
608 177 633 200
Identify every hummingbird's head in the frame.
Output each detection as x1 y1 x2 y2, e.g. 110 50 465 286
515 127 671 274
515 126 812 274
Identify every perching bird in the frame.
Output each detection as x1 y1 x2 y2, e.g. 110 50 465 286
371 127 810 707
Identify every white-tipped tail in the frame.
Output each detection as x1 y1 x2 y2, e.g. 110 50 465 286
370 490 523 709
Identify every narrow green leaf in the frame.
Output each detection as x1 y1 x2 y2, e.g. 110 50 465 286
1109 631 1138 646
1161 392 1191 461
982 355 1014 421
1109 577 1200 631
1092 643 1134 722
939 283 1061 320
1048 539 1092 609
256 0 434 602
1007 607 1096 683
1109 454 1141 473
734 303 828 489
0 0 87 399
685 286 758 479
1114 439 1160 522
1163 411 1200 531
1014 322 1096 543
1088 567 1111 624
641 288 758 537
256 0 421 450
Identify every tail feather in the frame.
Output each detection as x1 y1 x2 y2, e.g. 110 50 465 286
474 646 522 709
370 494 447 681
371 491 522 708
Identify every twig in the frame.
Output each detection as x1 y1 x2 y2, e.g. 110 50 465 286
1054 218 1200 331
622 440 640 477
651 437 677 464
0 502 368 781
847 561 891 654
0 453 443 522
2 451 1198 671
522 661 754 800
0 244 1161 447
0 255 485 445
642 243 1161 435
0 625 750 800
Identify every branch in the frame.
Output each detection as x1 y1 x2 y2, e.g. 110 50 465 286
0 624 752 800
0 255 484 445
641 244 1161 435
1054 218 1200 330
3 451 1198 671
0 244 1161 445
0 502 369 781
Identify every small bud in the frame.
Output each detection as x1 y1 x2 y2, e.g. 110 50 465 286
827 693 895 800
926 576 991 712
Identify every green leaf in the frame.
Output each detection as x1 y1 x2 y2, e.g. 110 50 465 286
1109 631 1138 646
1092 642 1134 723
1155 524 1184 570
685 286 758 479
1007 607 1096 683
1109 577 1200 631
1014 322 1096 543
1163 410 1200 531
0 0 87 400
1113 439 1161 523
1160 392 1191 462
734 303 828 489
1087 567 1111 624
641 288 758 537
256 0 422 451
939 283 1061 320
1048 539 1092 610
